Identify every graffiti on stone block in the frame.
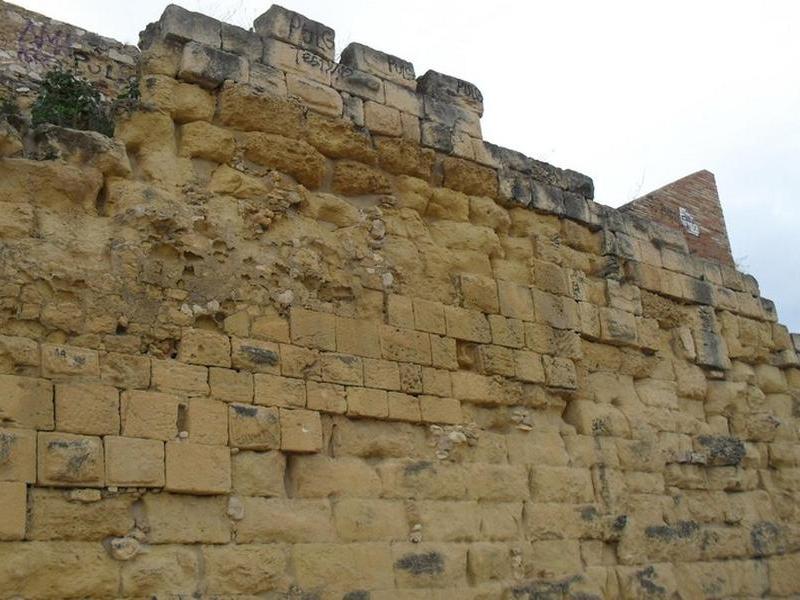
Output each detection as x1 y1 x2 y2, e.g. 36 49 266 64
17 18 73 66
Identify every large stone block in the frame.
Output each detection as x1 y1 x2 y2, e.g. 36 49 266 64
0 374 53 430
254 5 336 60
37 432 104 487
178 42 249 88
0 481 26 540
143 492 230 543
231 450 286 497
228 403 280 450
203 544 289 594
153 4 221 46
105 436 165 487
27 489 134 541
0 542 119 598
279 408 322 453
0 428 36 483
418 70 484 116
293 542 395 591
340 43 417 90
54 382 119 436
121 390 182 441
165 441 231 494
218 82 304 137
236 497 334 542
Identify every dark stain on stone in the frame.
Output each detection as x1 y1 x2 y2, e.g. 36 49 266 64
404 460 432 475
751 521 784 557
395 552 444 576
0 434 13 462
613 515 628 530
508 575 585 600
644 520 699 541
580 505 599 521
342 592 369 600
635 566 666 596
232 404 258 417
241 345 279 365
696 435 745 466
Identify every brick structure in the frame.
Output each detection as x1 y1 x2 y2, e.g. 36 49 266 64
620 170 735 266
0 3 798 598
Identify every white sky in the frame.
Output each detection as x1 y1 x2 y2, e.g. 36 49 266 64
15 0 800 332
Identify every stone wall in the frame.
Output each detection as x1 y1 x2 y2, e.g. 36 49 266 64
0 1 138 106
0 3 799 599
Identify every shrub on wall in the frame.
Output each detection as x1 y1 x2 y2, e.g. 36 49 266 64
31 69 115 136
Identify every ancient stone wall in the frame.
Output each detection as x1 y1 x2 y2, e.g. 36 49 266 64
0 3 799 599
0 1 138 106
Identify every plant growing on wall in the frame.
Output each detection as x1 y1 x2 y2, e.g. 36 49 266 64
31 68 115 136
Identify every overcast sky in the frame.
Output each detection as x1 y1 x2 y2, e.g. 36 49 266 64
15 0 800 332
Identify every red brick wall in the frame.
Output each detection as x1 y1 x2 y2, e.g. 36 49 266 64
619 170 734 266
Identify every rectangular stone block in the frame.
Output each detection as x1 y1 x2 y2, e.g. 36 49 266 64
293 542 395 591
286 74 343 117
151 359 209 396
254 5 336 60
0 374 53 430
364 100 402 136
255 373 306 408
54 382 119 436
105 436 165 487
230 337 280 373
100 352 151 389
143 493 230 543
347 386 389 418
209 367 254 403
290 308 336 351
221 22 263 61
178 42 249 89
236 497 334 543
290 455 380 498
165 441 231 494
178 329 231 367
413 298 446 334
121 390 182 441
387 391 421 422
203 544 288 595
229 404 280 450
336 316 381 358
417 69 484 115
364 358 400 390
305 381 346 413
320 353 363 385
232 450 286 497
332 67 384 103
41 344 99 379
530 466 594 503
37 432 104 487
262 37 332 85
497 280 535 321
0 481 26 540
185 397 228 445
156 4 221 46
444 306 492 343
27 488 135 542
0 427 36 482
420 395 462 424
392 542 468 589
340 43 417 89
280 408 322 453
380 325 431 364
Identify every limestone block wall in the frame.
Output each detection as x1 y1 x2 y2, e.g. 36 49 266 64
0 3 798 599
0 1 139 106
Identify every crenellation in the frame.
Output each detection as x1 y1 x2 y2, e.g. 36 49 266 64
0 2 797 597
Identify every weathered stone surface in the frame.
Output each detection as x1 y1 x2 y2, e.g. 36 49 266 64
37 432 104 487
254 5 336 60
245 131 327 188
341 43 417 89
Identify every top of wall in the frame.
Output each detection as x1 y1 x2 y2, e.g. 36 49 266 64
0 0 139 104
0 1 759 292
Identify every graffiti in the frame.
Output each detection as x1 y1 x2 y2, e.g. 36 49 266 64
296 49 353 78
17 18 73 66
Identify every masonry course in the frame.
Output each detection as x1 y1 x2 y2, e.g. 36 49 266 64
0 1 798 598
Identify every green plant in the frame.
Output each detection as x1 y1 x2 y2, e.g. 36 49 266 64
31 69 114 136
0 94 20 119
